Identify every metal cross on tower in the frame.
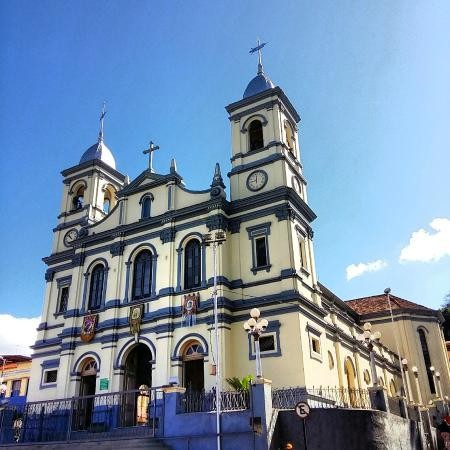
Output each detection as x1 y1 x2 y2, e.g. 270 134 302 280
143 141 160 173
249 38 268 75
98 102 107 143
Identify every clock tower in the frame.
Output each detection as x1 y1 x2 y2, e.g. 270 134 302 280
225 50 307 204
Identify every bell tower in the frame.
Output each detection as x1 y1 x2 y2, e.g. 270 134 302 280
225 43 307 205
52 105 126 254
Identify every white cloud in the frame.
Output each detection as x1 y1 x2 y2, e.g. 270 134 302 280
346 259 388 281
0 315 40 356
399 218 450 263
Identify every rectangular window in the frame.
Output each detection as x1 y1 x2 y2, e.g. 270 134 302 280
44 370 57 384
58 286 69 313
255 237 268 267
11 380 21 397
258 335 275 353
247 223 272 274
311 337 320 355
307 325 323 362
249 328 281 360
299 239 307 269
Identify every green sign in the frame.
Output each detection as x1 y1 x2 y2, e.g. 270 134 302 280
99 378 109 390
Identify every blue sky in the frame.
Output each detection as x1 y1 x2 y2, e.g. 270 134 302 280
1 1 449 353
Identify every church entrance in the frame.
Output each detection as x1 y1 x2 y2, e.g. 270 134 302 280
76 359 97 430
183 342 204 392
122 344 152 426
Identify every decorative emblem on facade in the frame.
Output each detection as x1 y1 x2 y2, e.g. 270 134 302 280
72 252 85 267
160 227 176 244
80 314 98 342
110 241 125 257
45 270 55 282
129 304 144 342
182 293 199 327
206 214 228 232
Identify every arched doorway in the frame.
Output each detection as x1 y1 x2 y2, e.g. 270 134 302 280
77 359 98 430
183 342 204 392
344 357 357 406
122 344 152 426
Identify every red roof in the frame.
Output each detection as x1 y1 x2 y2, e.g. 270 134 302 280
1 355 31 363
346 294 433 316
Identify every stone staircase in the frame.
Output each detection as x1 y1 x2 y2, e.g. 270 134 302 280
0 436 171 449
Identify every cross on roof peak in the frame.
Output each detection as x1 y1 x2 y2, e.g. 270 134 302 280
143 140 160 173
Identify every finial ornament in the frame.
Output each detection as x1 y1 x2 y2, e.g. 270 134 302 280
249 39 268 75
211 163 225 188
98 101 107 143
143 140 160 173
170 158 177 174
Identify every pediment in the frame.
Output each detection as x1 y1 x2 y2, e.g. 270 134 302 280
118 169 183 197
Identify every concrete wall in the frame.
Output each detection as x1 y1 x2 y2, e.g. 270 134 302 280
271 409 422 450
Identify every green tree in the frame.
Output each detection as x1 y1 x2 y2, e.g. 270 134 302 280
441 292 450 341
225 375 253 392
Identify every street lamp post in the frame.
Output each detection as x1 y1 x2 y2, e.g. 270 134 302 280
243 308 268 378
357 322 381 387
384 288 409 419
203 230 226 450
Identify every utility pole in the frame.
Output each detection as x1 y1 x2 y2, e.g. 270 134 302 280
203 230 226 450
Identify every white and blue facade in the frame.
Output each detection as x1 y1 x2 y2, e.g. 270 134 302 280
28 60 406 404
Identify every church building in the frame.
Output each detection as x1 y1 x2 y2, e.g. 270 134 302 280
28 49 448 412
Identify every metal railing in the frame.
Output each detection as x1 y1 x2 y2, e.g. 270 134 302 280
0 388 164 444
179 389 250 413
272 386 371 410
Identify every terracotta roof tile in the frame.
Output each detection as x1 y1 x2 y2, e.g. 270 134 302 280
1 355 31 363
345 294 432 316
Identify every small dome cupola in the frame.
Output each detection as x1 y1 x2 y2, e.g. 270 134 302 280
243 40 275 99
80 142 116 169
79 103 116 169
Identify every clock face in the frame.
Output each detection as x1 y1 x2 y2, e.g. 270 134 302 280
247 170 268 192
63 228 78 246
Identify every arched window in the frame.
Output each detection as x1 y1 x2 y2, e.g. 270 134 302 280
141 196 152 219
418 329 436 393
132 250 152 300
184 240 201 289
249 120 264 151
73 186 85 211
103 192 111 214
389 379 397 397
88 264 105 310
81 359 98 376
183 342 204 392
285 121 295 153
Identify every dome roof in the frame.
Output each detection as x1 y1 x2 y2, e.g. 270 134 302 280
79 140 116 169
243 72 275 98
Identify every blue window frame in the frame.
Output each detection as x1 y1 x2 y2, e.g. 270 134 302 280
247 223 272 274
184 240 201 289
140 194 154 219
132 250 152 300
88 265 105 310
